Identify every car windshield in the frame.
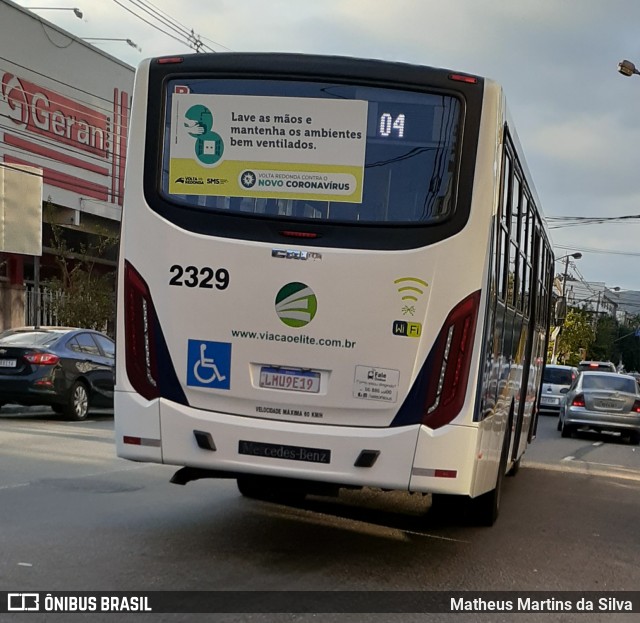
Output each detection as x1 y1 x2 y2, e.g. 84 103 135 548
543 368 573 385
0 331 63 347
582 375 637 393
578 362 615 372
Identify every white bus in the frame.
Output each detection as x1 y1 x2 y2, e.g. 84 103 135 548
116 53 554 526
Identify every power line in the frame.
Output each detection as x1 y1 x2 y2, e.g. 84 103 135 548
129 0 231 51
555 245 640 258
129 0 193 41
111 0 221 53
110 0 194 49
547 214 640 229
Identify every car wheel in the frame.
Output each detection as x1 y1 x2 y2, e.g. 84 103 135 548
63 381 90 421
561 421 573 438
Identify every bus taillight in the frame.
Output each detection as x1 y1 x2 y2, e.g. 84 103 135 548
422 291 480 429
124 260 160 400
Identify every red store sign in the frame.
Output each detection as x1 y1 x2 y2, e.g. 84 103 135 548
0 70 129 204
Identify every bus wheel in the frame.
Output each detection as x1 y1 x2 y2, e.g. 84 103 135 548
429 492 465 521
506 456 521 477
468 418 510 526
237 475 306 503
237 475 266 499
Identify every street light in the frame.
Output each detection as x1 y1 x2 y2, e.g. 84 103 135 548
618 59 640 78
556 252 583 298
83 38 141 51
26 7 83 19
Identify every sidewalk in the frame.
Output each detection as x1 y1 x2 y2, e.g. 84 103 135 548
0 404 55 416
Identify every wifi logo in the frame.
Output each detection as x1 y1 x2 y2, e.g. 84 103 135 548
394 277 428 316
275 282 318 328
394 277 428 301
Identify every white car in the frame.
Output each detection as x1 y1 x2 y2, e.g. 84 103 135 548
539 364 577 415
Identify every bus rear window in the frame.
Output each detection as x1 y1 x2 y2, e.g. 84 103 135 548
161 79 461 225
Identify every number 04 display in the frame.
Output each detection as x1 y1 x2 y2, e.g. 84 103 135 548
379 112 405 138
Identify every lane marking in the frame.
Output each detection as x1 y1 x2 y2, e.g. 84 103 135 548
524 461 640 483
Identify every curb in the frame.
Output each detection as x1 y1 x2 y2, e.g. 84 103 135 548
0 405 55 415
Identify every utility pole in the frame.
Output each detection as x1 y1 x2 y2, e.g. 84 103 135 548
550 252 582 363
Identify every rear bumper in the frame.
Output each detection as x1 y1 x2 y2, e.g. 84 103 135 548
115 392 480 495
0 378 59 406
564 408 640 433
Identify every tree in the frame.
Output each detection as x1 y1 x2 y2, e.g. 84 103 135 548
555 309 594 365
616 316 640 372
45 214 118 333
590 315 618 362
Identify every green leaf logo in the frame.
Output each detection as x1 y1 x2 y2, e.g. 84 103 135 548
275 282 318 328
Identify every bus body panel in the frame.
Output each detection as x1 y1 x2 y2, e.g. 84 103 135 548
114 390 162 462
410 423 479 495
117 197 490 428
125 398 484 495
158 399 421 489
115 54 554 515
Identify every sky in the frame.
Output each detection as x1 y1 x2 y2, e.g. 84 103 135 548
14 0 640 295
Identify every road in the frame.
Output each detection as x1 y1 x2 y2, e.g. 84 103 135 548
1 408 639 622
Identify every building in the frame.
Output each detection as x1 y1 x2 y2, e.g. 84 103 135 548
0 0 134 330
565 281 618 319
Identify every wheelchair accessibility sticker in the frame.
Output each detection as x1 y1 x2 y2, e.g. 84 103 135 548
187 340 231 390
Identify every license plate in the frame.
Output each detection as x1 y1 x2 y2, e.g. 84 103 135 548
541 397 560 405
239 440 331 464
0 359 16 368
597 400 618 409
259 367 320 393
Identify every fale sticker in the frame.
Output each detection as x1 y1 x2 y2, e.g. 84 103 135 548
353 366 400 403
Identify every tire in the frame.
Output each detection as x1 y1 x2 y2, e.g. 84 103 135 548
429 492 466 522
506 456 521 477
467 411 511 526
237 475 306 503
237 476 264 499
63 381 90 421
51 404 65 415
560 421 573 438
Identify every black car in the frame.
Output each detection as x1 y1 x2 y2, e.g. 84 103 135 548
0 327 114 420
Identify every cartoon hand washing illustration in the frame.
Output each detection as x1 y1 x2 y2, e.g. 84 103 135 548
184 104 224 165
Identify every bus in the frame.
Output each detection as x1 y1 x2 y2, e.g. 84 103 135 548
115 53 554 526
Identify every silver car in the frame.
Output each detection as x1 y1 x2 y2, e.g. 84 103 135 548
539 364 577 415
558 371 640 444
